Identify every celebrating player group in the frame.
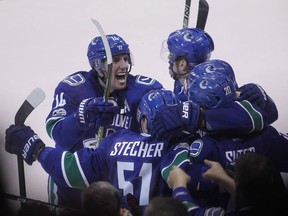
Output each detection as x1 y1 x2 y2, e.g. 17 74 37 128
4 1 288 216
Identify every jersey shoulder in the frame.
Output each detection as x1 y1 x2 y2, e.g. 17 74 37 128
101 129 144 144
125 74 163 104
53 70 102 100
127 74 163 90
57 71 90 90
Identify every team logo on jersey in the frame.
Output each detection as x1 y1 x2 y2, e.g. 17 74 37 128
52 108 66 116
83 138 98 149
189 140 203 157
136 75 155 85
62 74 86 86
173 142 189 150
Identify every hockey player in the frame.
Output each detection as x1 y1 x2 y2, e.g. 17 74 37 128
188 59 239 89
161 28 277 128
161 27 214 102
45 34 163 209
167 154 288 216
46 34 163 151
163 28 275 111
160 73 288 214
5 89 200 215
185 59 278 124
151 58 278 140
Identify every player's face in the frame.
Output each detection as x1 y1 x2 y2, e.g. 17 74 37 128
169 58 190 84
102 54 130 91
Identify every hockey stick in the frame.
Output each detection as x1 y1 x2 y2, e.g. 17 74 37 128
91 18 113 146
14 88 45 199
196 0 209 30
183 0 192 28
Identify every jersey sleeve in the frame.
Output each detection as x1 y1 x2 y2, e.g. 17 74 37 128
172 187 226 216
38 147 103 190
161 142 216 193
161 143 191 183
45 72 98 150
204 100 267 135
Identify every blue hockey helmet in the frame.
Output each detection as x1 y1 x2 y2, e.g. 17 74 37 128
189 59 238 88
166 28 214 68
137 89 180 133
87 34 132 70
188 72 237 109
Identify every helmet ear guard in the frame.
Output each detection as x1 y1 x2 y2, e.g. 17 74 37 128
91 58 105 71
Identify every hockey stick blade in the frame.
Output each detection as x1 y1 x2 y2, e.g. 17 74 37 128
91 18 113 146
183 0 192 28
91 19 113 101
15 88 46 125
14 88 45 199
196 0 209 30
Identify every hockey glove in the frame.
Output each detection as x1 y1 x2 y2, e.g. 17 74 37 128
75 97 119 129
5 124 45 165
151 101 202 140
238 83 268 109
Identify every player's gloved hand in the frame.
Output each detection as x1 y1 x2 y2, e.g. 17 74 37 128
5 124 45 165
151 101 202 140
238 83 268 109
75 97 119 130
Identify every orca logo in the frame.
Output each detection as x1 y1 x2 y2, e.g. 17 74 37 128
91 38 99 45
189 140 203 157
183 33 192 42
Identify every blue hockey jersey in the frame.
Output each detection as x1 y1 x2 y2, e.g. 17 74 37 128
38 129 175 208
45 69 163 209
174 79 278 126
45 70 163 151
161 125 288 193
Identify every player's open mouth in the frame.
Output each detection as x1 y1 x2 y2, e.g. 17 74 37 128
115 72 127 81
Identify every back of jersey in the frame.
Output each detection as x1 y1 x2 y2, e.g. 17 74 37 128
100 129 170 206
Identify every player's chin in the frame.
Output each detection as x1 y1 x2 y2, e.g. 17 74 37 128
114 80 127 90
